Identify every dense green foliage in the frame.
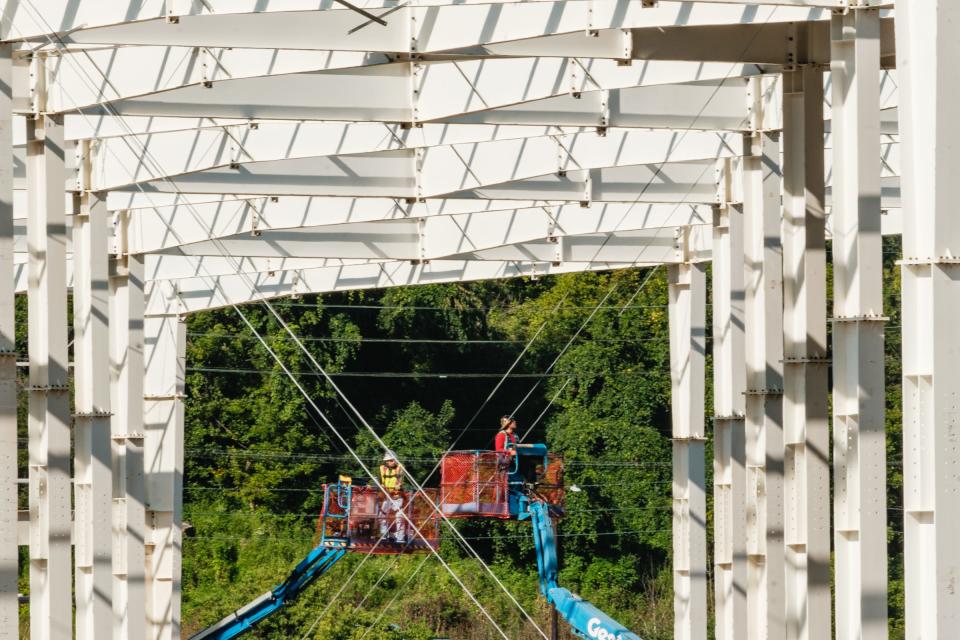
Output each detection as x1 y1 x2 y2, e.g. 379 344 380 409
182 270 675 639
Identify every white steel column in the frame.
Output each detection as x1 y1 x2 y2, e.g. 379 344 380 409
896 2 960 638
110 209 148 640
73 182 114 639
781 65 830 640
668 251 707 640
743 123 785 639
26 51 73 640
711 160 747 640
145 288 187 640
830 8 887 640
0 43 17 638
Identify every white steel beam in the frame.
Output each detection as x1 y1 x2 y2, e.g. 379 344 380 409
1 1 864 43
895 2 960 638
69 59 766 122
443 226 712 264
145 258 667 316
26 74 73 639
781 65 830 640
147 256 378 282
109 158 728 209
144 303 186 640
626 17 894 67
91 119 752 192
44 46 384 115
0 42 16 639
830 9 888 640
109 221 147 640
153 202 711 261
124 129 744 198
72 180 113 637
711 159 747 640
743 124 785 639
668 255 707 640
57 4 835 53
145 226 711 282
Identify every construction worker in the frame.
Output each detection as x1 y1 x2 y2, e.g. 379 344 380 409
496 415 518 455
379 451 406 543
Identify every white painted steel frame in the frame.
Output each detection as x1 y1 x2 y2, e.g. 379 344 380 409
711 160 747 640
73 182 114 640
668 257 707 640
742 124 785 640
109 238 148 640
0 42 16 640
26 105 72 639
895 2 960 638
781 65 831 640
830 9 888 640
144 308 186 640
0 2 925 640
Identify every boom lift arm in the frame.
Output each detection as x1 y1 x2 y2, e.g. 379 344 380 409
527 501 641 640
189 545 347 640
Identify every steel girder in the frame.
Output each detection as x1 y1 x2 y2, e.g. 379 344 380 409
4 2 862 48
143 255 680 316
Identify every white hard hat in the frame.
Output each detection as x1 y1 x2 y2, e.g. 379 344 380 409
383 451 397 462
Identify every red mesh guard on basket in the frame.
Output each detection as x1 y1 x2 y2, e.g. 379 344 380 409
318 485 440 554
440 452 510 518
537 454 565 508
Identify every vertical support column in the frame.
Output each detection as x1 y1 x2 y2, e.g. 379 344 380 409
743 120 785 639
145 286 187 640
895 2 960 638
668 251 707 640
830 8 887 639
26 52 73 640
110 209 147 640
0 43 17 638
73 179 114 639
781 66 831 640
712 160 747 640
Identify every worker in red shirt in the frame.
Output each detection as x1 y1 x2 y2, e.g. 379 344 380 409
496 415 518 455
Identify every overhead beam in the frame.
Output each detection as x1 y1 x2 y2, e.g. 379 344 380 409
147 202 712 260
144 226 710 282
122 129 744 198
91 119 755 192
68 59 767 122
0 0 893 43
144 258 670 316
55 4 837 53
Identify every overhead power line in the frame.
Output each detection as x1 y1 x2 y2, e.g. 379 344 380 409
186 332 668 345
183 448 675 468
183 528 674 545
187 367 658 379
261 302 676 312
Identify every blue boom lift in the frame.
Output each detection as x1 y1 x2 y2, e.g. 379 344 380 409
189 445 642 640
